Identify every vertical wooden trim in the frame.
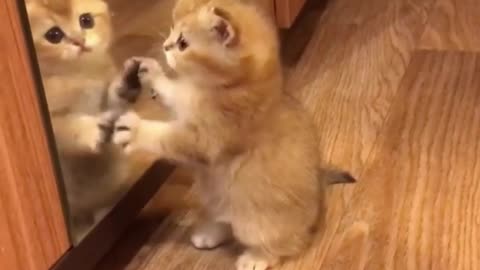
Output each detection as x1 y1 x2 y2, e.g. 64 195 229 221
0 0 70 269
275 0 306 28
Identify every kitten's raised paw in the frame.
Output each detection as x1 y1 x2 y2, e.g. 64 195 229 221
136 57 161 88
236 252 272 270
107 60 142 109
112 111 140 154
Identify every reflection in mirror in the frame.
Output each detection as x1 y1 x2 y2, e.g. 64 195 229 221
24 0 174 244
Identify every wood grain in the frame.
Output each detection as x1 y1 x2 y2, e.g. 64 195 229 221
420 0 480 51
320 51 480 269
287 0 436 177
0 0 69 269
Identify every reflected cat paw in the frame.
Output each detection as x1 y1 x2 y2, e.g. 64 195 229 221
112 111 140 154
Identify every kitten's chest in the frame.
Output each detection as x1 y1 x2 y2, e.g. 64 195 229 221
159 83 203 119
71 79 108 113
44 74 111 114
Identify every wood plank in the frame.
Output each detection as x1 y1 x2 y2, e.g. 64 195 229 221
0 1 69 269
420 0 480 51
278 1 436 268
320 51 480 269
287 0 436 177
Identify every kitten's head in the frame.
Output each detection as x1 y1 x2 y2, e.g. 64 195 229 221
26 0 112 70
163 1 280 86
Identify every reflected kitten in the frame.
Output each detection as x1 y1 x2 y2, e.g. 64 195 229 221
26 0 133 241
112 0 356 269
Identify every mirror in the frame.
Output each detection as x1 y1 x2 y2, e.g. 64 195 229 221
23 0 175 245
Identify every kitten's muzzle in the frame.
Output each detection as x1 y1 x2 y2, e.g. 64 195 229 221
163 43 174 51
67 37 91 52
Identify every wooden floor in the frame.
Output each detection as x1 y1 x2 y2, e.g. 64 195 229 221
97 0 480 269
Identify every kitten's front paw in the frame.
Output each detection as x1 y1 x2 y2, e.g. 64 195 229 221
236 252 273 270
136 57 162 89
112 111 141 154
107 59 143 111
115 59 143 103
78 113 115 153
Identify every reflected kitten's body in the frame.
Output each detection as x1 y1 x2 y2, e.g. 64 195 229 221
26 0 130 240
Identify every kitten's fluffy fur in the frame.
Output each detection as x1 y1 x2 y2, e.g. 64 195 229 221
26 0 131 241
112 0 354 269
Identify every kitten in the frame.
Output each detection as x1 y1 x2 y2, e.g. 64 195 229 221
172 0 211 21
112 0 355 269
26 0 135 242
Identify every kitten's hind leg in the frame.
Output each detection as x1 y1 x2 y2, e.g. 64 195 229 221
191 220 232 250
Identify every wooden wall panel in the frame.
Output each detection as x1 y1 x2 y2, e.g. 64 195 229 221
0 1 70 270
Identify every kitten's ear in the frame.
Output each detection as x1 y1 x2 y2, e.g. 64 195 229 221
203 6 237 47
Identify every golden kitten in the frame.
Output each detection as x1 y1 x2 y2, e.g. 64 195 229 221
111 0 355 269
26 0 136 241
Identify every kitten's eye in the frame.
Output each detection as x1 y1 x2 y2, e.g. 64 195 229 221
44 26 65 44
176 33 189 51
79 13 95 29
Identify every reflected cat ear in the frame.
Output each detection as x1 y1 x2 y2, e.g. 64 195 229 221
204 6 237 47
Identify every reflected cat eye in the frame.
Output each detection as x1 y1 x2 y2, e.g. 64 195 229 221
79 13 95 29
44 26 65 44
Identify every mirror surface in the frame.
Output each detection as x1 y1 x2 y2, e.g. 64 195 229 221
23 0 175 244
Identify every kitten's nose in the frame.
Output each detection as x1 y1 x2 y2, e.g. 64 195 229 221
71 37 85 47
163 43 174 51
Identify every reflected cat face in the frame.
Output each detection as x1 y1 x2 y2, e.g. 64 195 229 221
26 0 112 68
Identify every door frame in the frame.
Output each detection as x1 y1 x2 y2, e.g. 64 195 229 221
0 0 69 269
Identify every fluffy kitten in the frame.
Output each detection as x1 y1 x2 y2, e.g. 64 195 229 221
112 0 355 269
26 0 134 241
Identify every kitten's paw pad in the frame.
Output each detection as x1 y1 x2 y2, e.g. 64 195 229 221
113 112 140 153
236 253 271 270
113 59 143 104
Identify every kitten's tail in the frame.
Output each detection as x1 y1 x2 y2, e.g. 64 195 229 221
319 167 357 185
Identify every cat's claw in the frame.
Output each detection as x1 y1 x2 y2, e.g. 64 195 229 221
112 111 140 154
